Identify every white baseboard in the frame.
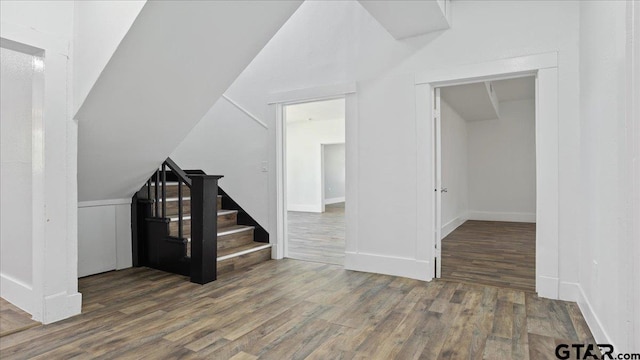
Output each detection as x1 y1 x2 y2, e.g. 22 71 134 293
441 216 467 239
43 291 82 324
287 204 322 213
559 282 615 350
559 281 581 302
1 274 82 323
78 198 131 208
345 252 430 281
0 273 35 316
537 275 559 299
324 197 345 205
468 211 536 223
576 284 614 349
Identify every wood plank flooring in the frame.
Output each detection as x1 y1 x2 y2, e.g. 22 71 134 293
287 202 345 265
441 220 536 292
0 259 598 359
0 298 39 338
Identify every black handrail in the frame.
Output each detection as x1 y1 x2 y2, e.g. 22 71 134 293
164 157 192 187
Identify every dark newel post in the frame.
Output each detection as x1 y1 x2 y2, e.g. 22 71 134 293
190 175 223 284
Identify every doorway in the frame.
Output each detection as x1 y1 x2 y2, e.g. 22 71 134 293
283 98 346 265
434 76 537 291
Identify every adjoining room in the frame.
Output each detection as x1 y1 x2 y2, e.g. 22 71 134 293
437 76 536 291
284 98 346 265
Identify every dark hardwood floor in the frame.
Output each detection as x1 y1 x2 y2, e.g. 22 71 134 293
441 220 536 292
287 202 345 265
0 259 597 359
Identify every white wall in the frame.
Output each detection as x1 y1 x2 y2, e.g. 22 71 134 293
467 99 536 222
355 74 418 261
1 46 35 288
578 0 638 352
632 1 640 352
324 143 346 203
73 0 145 114
0 0 81 323
76 0 303 202
225 1 411 121
72 0 143 280
348 1 579 282
171 97 269 228
287 118 345 212
173 1 408 229
0 1 73 40
440 99 468 237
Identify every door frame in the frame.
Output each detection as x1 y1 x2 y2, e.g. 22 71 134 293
269 83 356 260
416 52 560 299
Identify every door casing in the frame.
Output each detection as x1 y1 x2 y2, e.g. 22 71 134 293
416 52 560 299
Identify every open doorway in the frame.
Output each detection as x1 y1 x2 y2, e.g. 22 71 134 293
435 76 537 292
284 98 346 265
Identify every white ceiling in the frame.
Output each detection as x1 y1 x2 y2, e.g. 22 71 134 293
441 76 535 122
441 82 498 121
358 0 450 40
285 98 345 123
492 77 535 102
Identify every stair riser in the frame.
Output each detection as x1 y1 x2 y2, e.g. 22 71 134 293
217 248 271 276
150 185 190 198
169 213 237 237
163 200 191 216
184 230 255 256
185 241 268 262
218 229 255 250
217 212 237 228
150 186 221 210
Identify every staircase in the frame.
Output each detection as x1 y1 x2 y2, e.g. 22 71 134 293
161 182 271 276
133 158 271 284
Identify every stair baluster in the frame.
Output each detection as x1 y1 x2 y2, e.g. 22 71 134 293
178 181 184 240
161 163 167 218
154 170 158 216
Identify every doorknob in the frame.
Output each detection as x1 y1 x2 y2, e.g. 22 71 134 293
441 188 448 193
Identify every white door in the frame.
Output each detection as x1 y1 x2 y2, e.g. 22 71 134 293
434 87 443 278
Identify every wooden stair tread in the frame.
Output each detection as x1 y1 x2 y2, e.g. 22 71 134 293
184 224 253 239
217 242 271 259
217 224 254 236
158 196 191 202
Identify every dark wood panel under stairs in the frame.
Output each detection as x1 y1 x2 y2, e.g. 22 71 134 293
161 182 271 275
